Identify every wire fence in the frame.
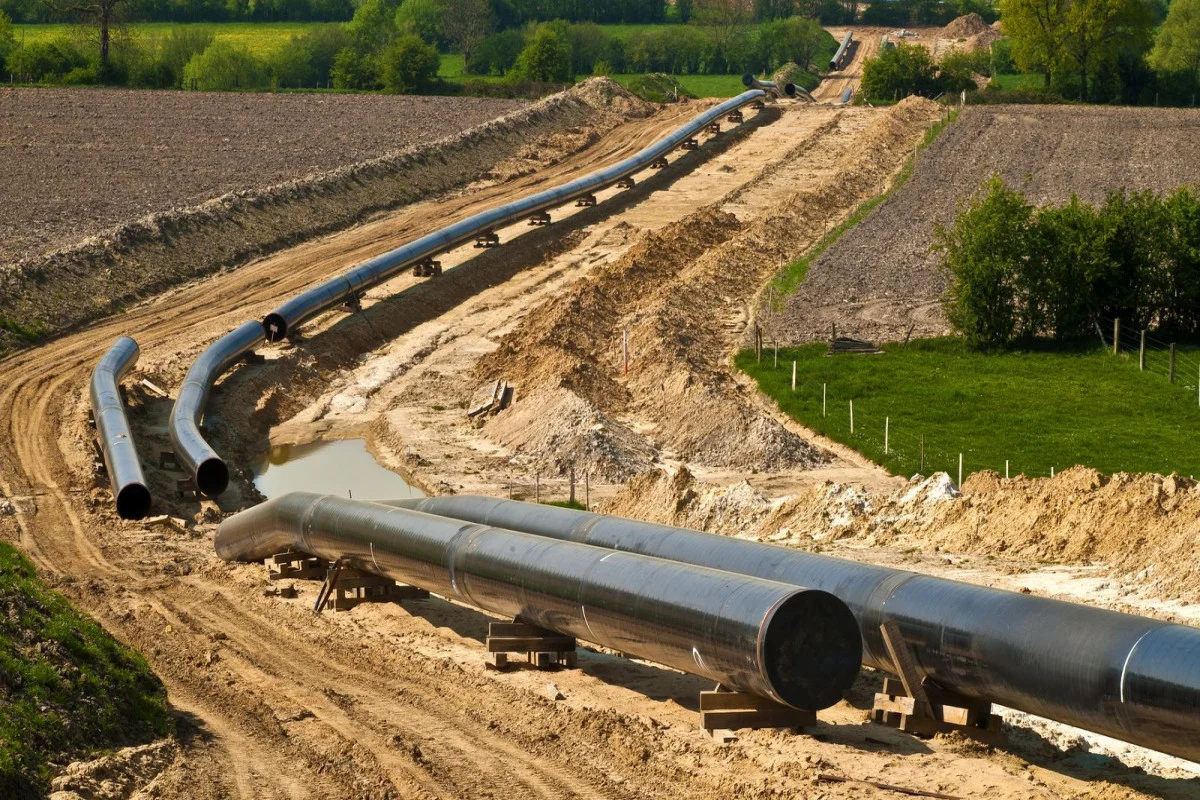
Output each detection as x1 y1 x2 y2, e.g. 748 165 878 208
1101 316 1200 402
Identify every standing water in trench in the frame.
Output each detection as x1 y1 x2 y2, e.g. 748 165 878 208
250 438 424 500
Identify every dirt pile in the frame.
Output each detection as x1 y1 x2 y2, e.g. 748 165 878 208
603 463 1200 603
50 739 178 800
780 104 1200 344
0 79 650 355
471 101 943 481
942 13 991 38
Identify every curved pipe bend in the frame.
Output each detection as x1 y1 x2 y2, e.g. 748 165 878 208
90 337 151 520
216 493 862 710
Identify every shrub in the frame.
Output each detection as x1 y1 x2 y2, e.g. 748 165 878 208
466 29 524 75
181 40 265 90
394 0 444 46
268 25 349 87
0 10 14 75
936 175 1032 348
862 42 941 100
377 32 439 93
510 25 572 83
331 45 377 89
6 39 87 83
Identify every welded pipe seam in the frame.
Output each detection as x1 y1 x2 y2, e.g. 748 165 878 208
167 321 265 497
215 493 863 710
261 89 770 343
395 495 1200 763
90 336 152 520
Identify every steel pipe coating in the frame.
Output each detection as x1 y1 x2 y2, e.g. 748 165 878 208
216 493 862 710
167 321 265 497
260 90 768 343
90 337 151 520
742 74 782 97
830 31 854 71
396 495 1200 762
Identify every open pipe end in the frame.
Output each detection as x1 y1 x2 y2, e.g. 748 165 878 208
742 73 755 88
761 590 863 711
116 483 152 521
197 458 230 498
784 83 797 97
262 313 288 343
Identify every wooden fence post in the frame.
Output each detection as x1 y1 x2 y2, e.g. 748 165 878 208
791 360 797 391
884 417 889 455
958 453 963 487
1140 330 1146 371
850 400 854 434
1005 459 1010 479
1113 318 1120 356
822 383 827 418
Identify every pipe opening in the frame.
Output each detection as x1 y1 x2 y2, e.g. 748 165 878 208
115 483 152 521
262 313 288 343
761 589 863 711
197 458 230 497
742 73 755 87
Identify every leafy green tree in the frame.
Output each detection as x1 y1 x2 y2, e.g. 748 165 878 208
1026 197 1110 339
466 28 524 75
759 16 826 71
510 24 572 82
0 10 14 74
181 39 264 89
999 0 1067 86
395 0 444 45
269 23 349 87
936 175 1033 349
377 32 439 92
331 45 377 88
347 0 400 51
565 21 611 75
1162 188 1200 335
441 0 492 66
862 42 941 99
6 39 87 82
50 0 128 76
1060 0 1154 100
1150 0 1200 84
939 47 990 92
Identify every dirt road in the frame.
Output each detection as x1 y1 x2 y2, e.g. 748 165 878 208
2 93 1195 798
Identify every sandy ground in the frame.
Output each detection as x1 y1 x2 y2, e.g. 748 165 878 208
2 89 1198 798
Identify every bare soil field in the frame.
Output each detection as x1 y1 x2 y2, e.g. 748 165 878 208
780 104 1200 343
2 81 1199 798
0 88 526 266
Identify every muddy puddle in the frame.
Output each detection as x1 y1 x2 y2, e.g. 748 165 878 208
250 438 424 501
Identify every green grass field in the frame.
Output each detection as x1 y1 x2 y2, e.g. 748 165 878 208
612 72 745 97
14 21 319 56
739 338 1200 480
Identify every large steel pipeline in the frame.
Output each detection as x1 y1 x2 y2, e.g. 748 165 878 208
830 31 854 72
742 74 781 98
90 337 152 520
215 493 863 710
168 321 264 497
260 89 769 343
395 495 1200 762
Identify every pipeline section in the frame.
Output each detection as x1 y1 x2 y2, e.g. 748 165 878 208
168 321 265 497
742 74 782 98
830 31 854 71
90 337 152 520
260 89 768 343
216 493 862 709
396 495 1200 763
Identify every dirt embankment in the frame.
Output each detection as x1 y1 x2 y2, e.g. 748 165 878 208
0 79 651 354
469 98 943 482
603 463 1200 605
780 104 1200 344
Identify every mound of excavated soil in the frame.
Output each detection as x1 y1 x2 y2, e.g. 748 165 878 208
942 13 991 38
0 79 650 355
781 104 1200 344
602 463 1200 603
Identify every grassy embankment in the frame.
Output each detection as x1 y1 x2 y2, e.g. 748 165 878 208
0 542 169 798
739 339 1200 480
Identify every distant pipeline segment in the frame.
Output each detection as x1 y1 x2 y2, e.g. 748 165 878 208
830 31 854 72
168 90 774 498
259 88 770 344
215 493 863 710
90 337 152 520
395 495 1200 763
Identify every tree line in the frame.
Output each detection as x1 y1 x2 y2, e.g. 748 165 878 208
938 176 1200 349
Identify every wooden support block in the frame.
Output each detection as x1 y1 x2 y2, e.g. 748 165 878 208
650 157 668 169
486 635 577 652
700 707 815 731
159 451 180 471
485 652 509 671
175 478 198 500
880 620 934 719
616 177 635 189
528 211 551 226
575 193 597 208
484 620 576 670
679 138 699 151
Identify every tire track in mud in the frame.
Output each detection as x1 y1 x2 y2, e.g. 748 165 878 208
0 102 736 798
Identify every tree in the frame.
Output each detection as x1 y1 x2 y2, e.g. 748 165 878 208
759 16 826 70
1150 0 1200 83
331 45 378 89
181 40 264 89
998 0 1068 86
510 24 571 82
347 0 400 51
51 0 129 75
0 11 15 74
441 0 493 65
861 42 941 99
1059 0 1154 100
694 0 754 71
394 0 444 46
377 32 439 92
466 29 525 75
936 175 1033 349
